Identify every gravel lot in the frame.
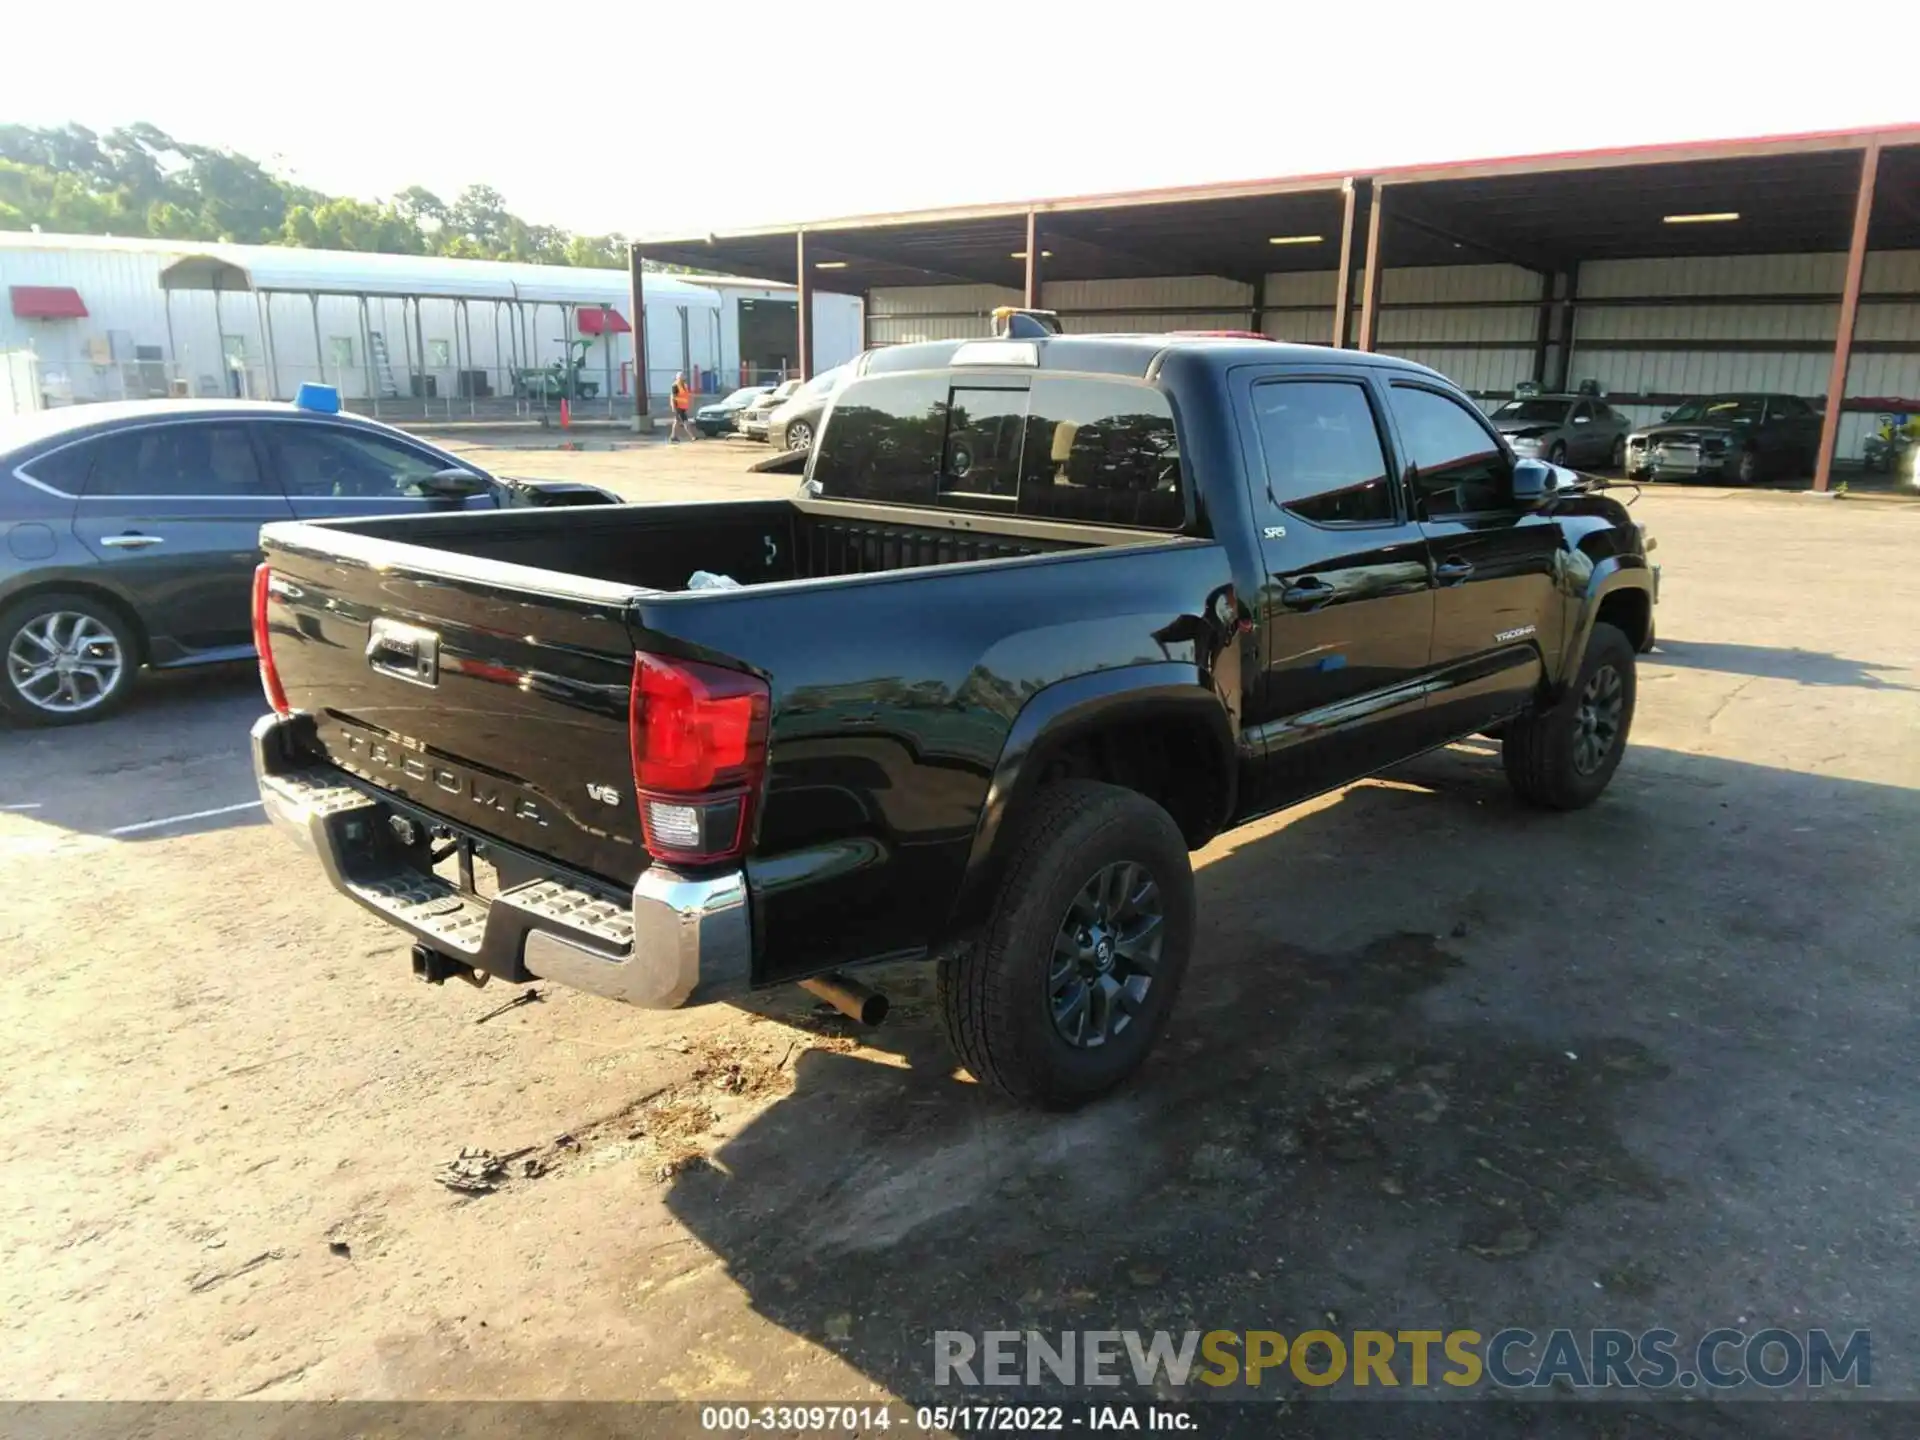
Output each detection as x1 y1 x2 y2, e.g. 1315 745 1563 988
3 438 1916 1431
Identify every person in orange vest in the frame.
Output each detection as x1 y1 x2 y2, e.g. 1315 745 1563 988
668 373 696 442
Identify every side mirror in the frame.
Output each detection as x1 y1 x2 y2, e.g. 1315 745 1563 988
1572 414 1590 424
421 467 489 498
1660 410 1674 421
1512 458 1574 507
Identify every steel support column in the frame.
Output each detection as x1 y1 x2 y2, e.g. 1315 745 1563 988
1023 211 1041 309
1356 186 1385 353
1331 179 1359 349
1249 276 1264 337
1553 266 1580 392
796 231 814 380
493 300 507 410
1814 141 1881 494
358 295 376 415
309 293 326 388
860 291 872 351
412 296 429 409
629 246 650 427
257 291 280 399
600 306 615 418
1532 272 1554 384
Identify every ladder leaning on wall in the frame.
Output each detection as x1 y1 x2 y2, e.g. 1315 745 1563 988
365 331 401 399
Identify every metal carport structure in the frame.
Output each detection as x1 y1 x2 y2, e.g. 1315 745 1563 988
633 124 1920 490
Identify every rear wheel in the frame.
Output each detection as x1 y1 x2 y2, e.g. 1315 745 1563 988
1548 441 1568 466
1502 622 1635 811
0 592 139 726
938 781 1194 1108
1609 435 1627 469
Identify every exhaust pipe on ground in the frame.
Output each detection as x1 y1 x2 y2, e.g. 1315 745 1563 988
799 972 889 1027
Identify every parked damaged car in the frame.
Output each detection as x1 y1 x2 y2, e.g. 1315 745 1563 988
1625 393 1821 484
1489 394 1632 470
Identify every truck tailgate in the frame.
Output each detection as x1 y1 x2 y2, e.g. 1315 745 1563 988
260 526 649 886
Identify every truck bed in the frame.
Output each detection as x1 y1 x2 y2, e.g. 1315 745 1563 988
277 495 1142 595
257 494 1198 906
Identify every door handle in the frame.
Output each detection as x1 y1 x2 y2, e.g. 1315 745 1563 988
99 533 164 549
1280 577 1334 611
1434 557 1474 584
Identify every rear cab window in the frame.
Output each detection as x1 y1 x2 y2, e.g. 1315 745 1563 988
1248 378 1399 526
808 369 1187 530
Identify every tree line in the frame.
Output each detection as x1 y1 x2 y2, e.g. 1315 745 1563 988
0 122 637 269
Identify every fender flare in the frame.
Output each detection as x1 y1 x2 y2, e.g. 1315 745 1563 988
945 661 1236 934
1560 556 1654 691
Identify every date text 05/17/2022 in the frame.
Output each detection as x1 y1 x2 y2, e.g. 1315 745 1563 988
699 1404 1192 1432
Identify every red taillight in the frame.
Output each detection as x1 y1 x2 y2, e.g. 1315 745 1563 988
629 653 770 864
252 563 290 716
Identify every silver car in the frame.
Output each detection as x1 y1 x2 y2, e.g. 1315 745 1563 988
738 379 801 442
1489 394 1632 470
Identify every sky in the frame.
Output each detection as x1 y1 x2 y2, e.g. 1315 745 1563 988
8 0 1915 240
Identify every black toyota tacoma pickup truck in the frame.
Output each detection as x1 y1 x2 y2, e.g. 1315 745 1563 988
251 320 1658 1108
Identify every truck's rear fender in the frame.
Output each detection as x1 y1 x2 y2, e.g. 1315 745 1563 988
946 661 1239 939
629 541 1247 983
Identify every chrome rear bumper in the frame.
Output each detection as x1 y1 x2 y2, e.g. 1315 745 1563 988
251 714 751 1009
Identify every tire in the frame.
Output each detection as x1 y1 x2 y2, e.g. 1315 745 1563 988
1735 448 1760 485
1548 441 1568 466
787 420 814 452
0 591 140 726
937 780 1195 1108
1501 622 1636 811
1609 435 1627 470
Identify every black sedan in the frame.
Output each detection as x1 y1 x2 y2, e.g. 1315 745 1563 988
0 395 617 725
694 385 774 437
1625 393 1822 484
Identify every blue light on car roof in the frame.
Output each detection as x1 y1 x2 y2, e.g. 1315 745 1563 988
294 382 341 414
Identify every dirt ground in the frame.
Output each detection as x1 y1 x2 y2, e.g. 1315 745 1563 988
3 437 1917 1429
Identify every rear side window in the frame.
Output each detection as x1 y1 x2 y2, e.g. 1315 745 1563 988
18 438 102 495
1249 379 1396 525
810 371 1185 529
84 424 272 498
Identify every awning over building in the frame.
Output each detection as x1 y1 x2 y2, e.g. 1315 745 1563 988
10 285 88 319
576 306 631 335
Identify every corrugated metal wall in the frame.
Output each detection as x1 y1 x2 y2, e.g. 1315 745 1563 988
866 284 1022 344
869 249 1920 459
1373 264 1542 399
1575 250 1920 457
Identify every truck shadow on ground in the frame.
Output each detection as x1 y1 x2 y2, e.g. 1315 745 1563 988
1648 638 1916 691
664 742 1919 1438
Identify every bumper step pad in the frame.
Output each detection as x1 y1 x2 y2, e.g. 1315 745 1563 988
506 878 636 951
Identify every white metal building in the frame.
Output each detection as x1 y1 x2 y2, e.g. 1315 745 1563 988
0 231 862 416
